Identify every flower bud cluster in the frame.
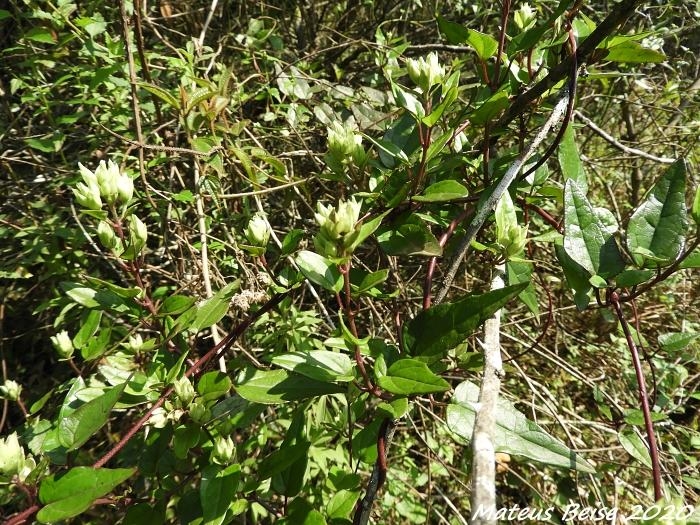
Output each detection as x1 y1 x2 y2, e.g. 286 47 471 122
0 380 21 401
326 121 366 175
314 197 362 258
406 52 445 92
74 160 133 210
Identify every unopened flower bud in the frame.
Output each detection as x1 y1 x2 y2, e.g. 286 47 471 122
0 380 21 401
406 52 445 92
74 163 103 210
129 215 148 254
0 433 25 476
245 214 271 248
50 330 74 359
95 160 121 204
116 172 134 204
189 401 210 425
212 435 235 464
96 221 122 253
173 376 195 407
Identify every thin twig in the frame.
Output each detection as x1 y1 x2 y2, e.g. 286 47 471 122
574 110 675 164
610 291 662 501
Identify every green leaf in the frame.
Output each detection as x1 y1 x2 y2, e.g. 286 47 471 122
604 41 665 63
469 90 509 125
614 269 654 288
197 371 232 402
236 368 345 404
138 82 180 109
447 381 595 473
159 295 196 316
558 126 587 191
356 268 390 293
627 159 688 268
437 16 470 45
201 464 242 525
658 332 700 354
259 441 310 480
413 180 469 203
564 179 625 278
57 381 128 451
554 244 592 310
376 222 442 256
377 358 450 395
295 250 343 292
72 310 102 349
402 283 527 357
37 467 135 523
507 260 539 316
618 430 652 468
191 281 240 332
24 27 56 44
327 489 360 519
272 350 354 382
346 211 390 252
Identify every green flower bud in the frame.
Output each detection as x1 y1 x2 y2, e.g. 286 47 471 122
122 334 144 353
406 52 445 92
0 380 21 401
96 220 123 253
0 433 25 477
50 330 74 359
116 171 134 205
95 160 121 204
212 435 235 465
173 376 195 407
73 164 103 210
245 213 271 247
129 215 148 254
189 401 210 425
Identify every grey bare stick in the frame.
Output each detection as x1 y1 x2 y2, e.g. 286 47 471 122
435 94 570 305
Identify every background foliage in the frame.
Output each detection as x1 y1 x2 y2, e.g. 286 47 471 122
1 0 699 523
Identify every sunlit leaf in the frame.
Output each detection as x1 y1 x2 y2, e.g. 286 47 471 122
447 381 595 473
627 159 687 268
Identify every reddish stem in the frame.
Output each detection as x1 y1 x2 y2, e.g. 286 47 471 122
610 291 663 501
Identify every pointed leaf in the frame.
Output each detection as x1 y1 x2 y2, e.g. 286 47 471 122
658 332 700 354
201 464 242 525
605 41 665 63
627 159 687 268
618 430 652 468
57 381 128 451
402 283 528 357
191 281 240 331
38 467 135 523
236 368 345 404
272 350 355 382
558 126 587 190
564 179 625 278
377 358 450 395
413 180 469 203
447 381 595 473
377 222 442 256
295 250 343 292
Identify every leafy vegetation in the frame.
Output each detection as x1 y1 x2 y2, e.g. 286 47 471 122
1 0 699 523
